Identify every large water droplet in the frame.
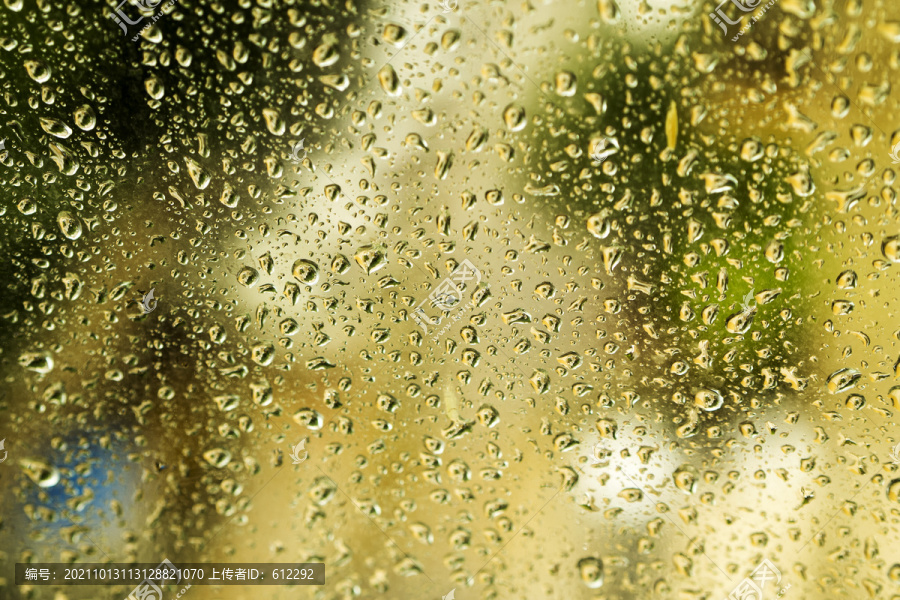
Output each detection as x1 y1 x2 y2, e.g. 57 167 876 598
251 343 275 366
73 105 96 131
40 118 72 139
503 105 526 131
725 307 756 334
354 246 386 274
826 368 860 394
312 38 340 67
378 65 401 96
694 389 723 412
262 108 285 135
292 259 320 284
237 267 259 287
184 157 211 189
577 557 604 588
145 75 165 99
883 235 900 262
57 211 82 240
21 458 60 487
25 60 51 83
19 352 54 373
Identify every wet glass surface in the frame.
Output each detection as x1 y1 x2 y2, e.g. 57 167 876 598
2 0 900 598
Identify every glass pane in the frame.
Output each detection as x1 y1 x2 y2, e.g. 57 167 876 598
1 0 899 598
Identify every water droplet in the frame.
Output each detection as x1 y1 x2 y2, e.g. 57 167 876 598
184 156 210 189
25 60 51 83
214 394 239 411
238 267 259 287
476 404 500 428
503 104 526 131
378 65 401 96
587 213 611 238
888 479 900 503
292 259 320 284
262 108 285 135
882 235 900 262
434 151 453 180
19 352 54 373
331 254 351 274
694 389 723 412
765 240 784 263
21 458 60 487
312 38 340 67
836 270 858 289
354 246 386 274
57 211 82 240
40 117 72 139
252 343 275 366
441 30 461 51
382 23 408 46
145 75 165 100
826 368 861 393
220 183 239 208
17 198 36 215
293 408 324 430
597 0 620 22
49 143 79 175
577 557 604 588
725 307 756 334
673 465 698 493
203 448 232 468
72 105 96 131
555 71 577 96
740 138 764 161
